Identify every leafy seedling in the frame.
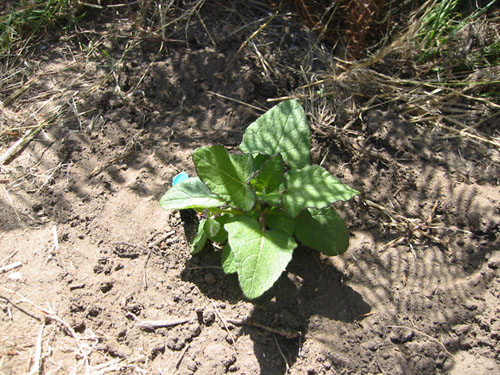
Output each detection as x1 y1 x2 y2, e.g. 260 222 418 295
160 100 359 299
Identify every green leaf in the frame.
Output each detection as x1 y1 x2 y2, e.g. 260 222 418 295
159 177 225 211
225 216 297 299
257 191 282 206
204 216 228 243
265 208 295 235
221 243 236 274
191 219 208 254
240 100 311 169
253 154 284 193
294 207 350 256
204 217 221 239
193 146 256 211
284 165 360 217
253 154 270 170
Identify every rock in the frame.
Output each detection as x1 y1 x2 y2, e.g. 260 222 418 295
488 260 500 270
87 306 101 317
100 281 114 293
389 328 414 344
150 341 165 359
224 354 237 369
203 310 216 325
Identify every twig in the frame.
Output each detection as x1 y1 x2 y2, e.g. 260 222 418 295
0 134 29 165
226 318 300 339
52 225 59 252
135 318 192 330
29 323 44 375
1 249 19 265
37 162 63 193
226 9 279 68
3 187 22 223
388 325 455 359
143 248 152 291
148 230 176 248
207 91 266 112
0 261 22 273
197 12 216 46
273 334 290 373
211 301 237 349
175 344 190 370
0 286 91 366
0 295 42 322
0 92 79 165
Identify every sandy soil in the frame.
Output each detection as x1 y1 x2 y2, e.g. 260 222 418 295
1 2 499 374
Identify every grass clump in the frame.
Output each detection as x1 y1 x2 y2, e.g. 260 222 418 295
415 0 499 70
0 0 82 54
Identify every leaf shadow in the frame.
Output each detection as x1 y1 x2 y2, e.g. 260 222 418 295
181 245 371 374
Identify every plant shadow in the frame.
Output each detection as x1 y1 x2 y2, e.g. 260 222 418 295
181 245 371 374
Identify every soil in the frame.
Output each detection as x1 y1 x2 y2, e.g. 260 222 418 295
1 2 499 374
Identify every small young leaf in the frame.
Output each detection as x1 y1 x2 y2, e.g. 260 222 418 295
204 216 229 243
191 219 208 254
159 177 225 211
225 215 297 299
284 165 360 217
253 154 284 193
265 208 295 235
204 217 221 239
193 146 256 211
221 243 236 274
240 100 311 169
294 207 350 256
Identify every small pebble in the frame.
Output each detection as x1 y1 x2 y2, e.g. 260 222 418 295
100 281 114 293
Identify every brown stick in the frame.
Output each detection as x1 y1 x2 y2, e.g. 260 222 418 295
226 318 301 339
135 318 192 330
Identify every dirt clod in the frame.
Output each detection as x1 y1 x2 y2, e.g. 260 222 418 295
99 281 114 293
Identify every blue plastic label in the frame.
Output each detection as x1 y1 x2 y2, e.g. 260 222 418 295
172 172 189 186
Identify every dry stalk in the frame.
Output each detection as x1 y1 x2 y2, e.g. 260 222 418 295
0 287 97 372
226 8 279 69
135 317 192 330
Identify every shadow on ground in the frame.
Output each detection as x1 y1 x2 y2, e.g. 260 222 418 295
182 246 371 374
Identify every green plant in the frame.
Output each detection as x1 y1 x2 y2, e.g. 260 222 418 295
0 0 81 53
416 0 498 67
160 100 359 299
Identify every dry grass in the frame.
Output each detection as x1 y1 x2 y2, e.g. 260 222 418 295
0 1 498 373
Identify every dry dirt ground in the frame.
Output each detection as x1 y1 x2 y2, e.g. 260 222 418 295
1 2 500 374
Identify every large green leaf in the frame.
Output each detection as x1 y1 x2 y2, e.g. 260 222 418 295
221 243 236 274
265 208 295 235
257 191 282 206
284 165 360 217
159 177 225 211
253 154 284 193
240 100 311 169
294 207 350 255
193 146 256 211
225 216 296 299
